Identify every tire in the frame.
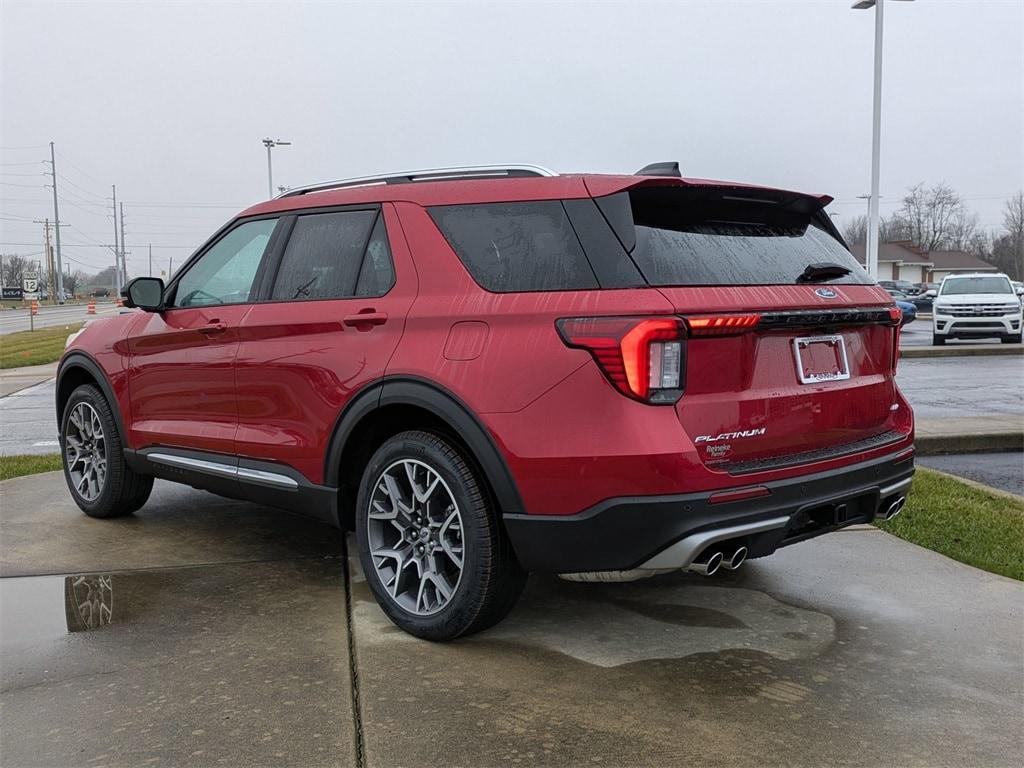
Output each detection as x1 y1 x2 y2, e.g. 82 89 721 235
932 334 946 346
1001 334 1022 344
61 384 153 518
355 430 526 641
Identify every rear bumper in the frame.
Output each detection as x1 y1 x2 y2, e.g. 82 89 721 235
503 449 915 573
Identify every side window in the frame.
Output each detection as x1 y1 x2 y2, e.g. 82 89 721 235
428 202 599 292
354 214 396 297
173 218 278 307
270 210 378 301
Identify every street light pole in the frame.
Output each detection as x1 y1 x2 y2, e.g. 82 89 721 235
262 138 291 198
852 0 913 280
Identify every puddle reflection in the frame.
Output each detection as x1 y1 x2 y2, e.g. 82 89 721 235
64 574 113 632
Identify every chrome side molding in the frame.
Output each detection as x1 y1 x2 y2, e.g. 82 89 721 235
147 453 298 490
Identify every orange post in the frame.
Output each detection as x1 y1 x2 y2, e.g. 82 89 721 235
30 300 39 315
87 301 96 315
115 297 124 308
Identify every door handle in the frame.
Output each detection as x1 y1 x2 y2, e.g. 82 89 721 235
199 321 227 335
343 310 388 329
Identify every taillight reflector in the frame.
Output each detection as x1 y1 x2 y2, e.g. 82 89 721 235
686 313 761 336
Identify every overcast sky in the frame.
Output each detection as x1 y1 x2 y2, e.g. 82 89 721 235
2 0 1021 278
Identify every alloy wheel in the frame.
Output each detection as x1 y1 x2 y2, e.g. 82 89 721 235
366 459 465 616
65 402 107 502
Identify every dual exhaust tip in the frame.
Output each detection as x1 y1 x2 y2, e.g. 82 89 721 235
687 545 747 577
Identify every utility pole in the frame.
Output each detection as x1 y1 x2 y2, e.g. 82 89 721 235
111 185 122 294
46 142 66 301
262 138 291 198
32 218 68 303
120 202 128 286
149 243 153 277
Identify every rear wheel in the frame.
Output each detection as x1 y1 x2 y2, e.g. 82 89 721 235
355 430 526 641
61 384 153 518
932 334 946 346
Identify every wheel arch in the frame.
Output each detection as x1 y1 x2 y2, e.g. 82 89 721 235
325 377 525 528
56 352 125 439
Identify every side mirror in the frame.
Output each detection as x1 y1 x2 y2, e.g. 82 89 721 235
122 277 165 311
925 289 937 298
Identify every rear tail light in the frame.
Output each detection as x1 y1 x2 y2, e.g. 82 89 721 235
685 313 761 336
889 306 902 373
556 316 685 403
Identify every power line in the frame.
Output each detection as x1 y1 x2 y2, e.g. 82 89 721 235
57 173 109 201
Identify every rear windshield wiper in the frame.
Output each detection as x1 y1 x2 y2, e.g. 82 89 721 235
796 262 852 284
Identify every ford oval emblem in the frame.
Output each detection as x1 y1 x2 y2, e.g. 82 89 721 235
815 287 838 299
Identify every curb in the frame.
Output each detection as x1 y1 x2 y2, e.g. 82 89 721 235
915 432 1023 456
901 345 1023 359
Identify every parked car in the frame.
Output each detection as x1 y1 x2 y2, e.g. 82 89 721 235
90 288 110 298
879 279 919 295
57 162 915 640
1012 281 1024 303
884 290 917 325
931 273 1023 345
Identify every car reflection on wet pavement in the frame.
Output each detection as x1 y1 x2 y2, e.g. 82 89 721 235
1 473 1022 767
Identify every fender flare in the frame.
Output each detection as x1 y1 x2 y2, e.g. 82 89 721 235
324 377 525 516
56 352 126 439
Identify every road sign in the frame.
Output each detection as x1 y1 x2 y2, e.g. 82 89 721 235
22 272 39 299
1 286 23 301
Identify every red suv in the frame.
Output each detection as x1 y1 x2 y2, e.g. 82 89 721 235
57 163 914 640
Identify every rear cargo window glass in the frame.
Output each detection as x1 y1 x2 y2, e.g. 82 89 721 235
429 202 598 292
271 210 377 300
599 188 870 286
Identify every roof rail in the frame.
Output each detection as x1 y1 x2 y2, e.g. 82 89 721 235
277 164 558 198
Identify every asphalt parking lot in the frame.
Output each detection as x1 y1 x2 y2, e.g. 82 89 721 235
1 474 1021 767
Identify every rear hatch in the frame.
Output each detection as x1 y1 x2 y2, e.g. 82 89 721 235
592 182 905 472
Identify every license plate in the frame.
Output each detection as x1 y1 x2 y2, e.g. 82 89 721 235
792 334 850 384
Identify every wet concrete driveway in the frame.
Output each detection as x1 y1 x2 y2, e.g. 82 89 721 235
2 473 1022 767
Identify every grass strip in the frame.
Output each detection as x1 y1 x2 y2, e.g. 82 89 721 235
0 323 82 368
877 467 1023 581
0 453 63 481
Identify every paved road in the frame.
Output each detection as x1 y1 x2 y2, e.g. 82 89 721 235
0 379 58 456
0 301 119 334
918 452 1024 496
0 476 1020 767
895 355 1024 420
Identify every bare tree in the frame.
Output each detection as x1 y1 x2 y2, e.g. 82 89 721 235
890 182 972 251
1 254 31 288
988 191 1024 280
64 269 87 298
842 215 867 245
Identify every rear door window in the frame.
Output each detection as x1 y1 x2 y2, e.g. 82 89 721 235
597 187 870 286
429 202 598 292
270 210 379 301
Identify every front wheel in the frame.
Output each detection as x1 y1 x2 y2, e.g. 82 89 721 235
61 384 153 518
1001 334 1022 344
355 430 526 641
932 334 946 346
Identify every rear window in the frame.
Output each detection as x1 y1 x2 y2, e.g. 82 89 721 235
598 187 870 286
428 202 598 292
940 276 1013 295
